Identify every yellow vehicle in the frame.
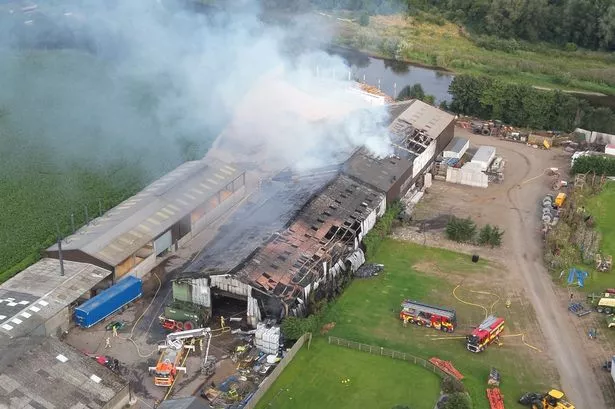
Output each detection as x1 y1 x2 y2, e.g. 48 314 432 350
520 390 575 409
597 297 615 314
554 193 567 208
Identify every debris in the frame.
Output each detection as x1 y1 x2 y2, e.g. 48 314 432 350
487 388 505 409
596 254 612 272
320 322 336 335
354 263 383 278
429 357 464 380
568 303 591 317
487 368 501 386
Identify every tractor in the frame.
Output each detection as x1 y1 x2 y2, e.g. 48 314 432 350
519 390 575 409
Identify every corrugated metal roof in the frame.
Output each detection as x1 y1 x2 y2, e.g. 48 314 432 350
0 336 127 408
472 146 496 164
0 258 111 339
445 137 469 154
343 100 454 194
48 159 244 266
236 175 384 298
396 99 455 140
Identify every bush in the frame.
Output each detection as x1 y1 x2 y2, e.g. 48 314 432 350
281 315 319 340
441 376 466 394
359 12 370 27
445 217 477 243
363 201 403 253
442 392 472 409
572 155 615 176
565 42 578 52
477 224 504 248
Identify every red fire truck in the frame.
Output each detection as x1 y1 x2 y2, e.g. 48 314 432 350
399 300 457 332
466 315 505 353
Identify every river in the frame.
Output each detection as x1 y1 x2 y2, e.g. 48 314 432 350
326 46 454 104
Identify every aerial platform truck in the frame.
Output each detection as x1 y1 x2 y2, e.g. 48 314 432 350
466 315 505 353
399 300 457 332
149 327 212 387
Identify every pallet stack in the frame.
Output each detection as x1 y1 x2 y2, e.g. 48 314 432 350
486 388 505 409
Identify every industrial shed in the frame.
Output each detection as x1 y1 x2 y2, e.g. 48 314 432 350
46 159 246 280
0 335 130 409
343 100 455 202
214 174 387 322
0 258 112 339
443 137 469 159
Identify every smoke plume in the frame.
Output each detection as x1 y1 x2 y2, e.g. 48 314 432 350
0 0 393 176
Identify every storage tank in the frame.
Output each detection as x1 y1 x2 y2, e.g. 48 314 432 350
74 276 143 328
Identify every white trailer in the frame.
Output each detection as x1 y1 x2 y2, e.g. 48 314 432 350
471 146 496 171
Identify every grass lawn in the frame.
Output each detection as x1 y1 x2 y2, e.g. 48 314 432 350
322 12 615 95
582 181 615 293
320 240 553 409
255 338 441 409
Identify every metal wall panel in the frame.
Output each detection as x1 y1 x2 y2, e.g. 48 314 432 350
210 275 251 297
153 230 172 255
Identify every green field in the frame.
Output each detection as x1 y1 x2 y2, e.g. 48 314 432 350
583 181 615 293
256 338 441 409
317 240 552 409
0 49 213 281
325 12 615 96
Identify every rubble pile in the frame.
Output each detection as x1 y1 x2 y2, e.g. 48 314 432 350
354 263 384 278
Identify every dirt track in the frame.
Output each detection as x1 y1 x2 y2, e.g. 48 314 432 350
422 128 608 408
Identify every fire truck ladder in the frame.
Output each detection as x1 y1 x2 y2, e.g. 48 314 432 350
404 301 455 319
148 327 212 374
478 316 499 330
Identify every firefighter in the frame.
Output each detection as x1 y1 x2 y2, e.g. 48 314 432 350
105 337 111 349
112 325 118 338
505 299 511 308
220 316 226 330
403 316 409 327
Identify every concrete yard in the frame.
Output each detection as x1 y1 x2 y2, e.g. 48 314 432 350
394 128 614 408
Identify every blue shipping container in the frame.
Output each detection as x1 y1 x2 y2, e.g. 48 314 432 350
74 276 143 328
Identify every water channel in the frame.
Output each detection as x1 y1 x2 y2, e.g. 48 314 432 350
327 46 454 104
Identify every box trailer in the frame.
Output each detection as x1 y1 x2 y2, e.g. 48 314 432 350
74 276 143 328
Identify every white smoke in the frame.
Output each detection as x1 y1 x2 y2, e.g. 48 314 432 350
0 0 394 175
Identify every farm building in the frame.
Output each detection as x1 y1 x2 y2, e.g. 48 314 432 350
183 174 385 325
471 146 496 171
343 99 455 202
0 258 112 339
0 335 130 409
46 159 246 280
443 137 469 159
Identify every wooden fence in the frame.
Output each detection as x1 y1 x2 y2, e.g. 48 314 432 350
327 336 448 378
243 333 311 409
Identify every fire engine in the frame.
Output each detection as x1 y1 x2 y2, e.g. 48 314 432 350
149 327 212 387
399 300 457 332
467 315 505 353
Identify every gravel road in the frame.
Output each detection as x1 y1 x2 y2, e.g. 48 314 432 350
456 128 608 408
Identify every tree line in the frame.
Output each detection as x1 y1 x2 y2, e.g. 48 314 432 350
447 74 615 134
264 0 615 51
404 0 615 51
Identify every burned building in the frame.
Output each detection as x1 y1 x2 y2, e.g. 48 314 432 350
46 159 246 280
202 175 385 323
344 100 455 202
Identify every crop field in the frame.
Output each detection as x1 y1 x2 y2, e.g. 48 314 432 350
322 12 615 95
0 49 213 282
315 240 554 409
256 338 441 409
574 182 615 294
